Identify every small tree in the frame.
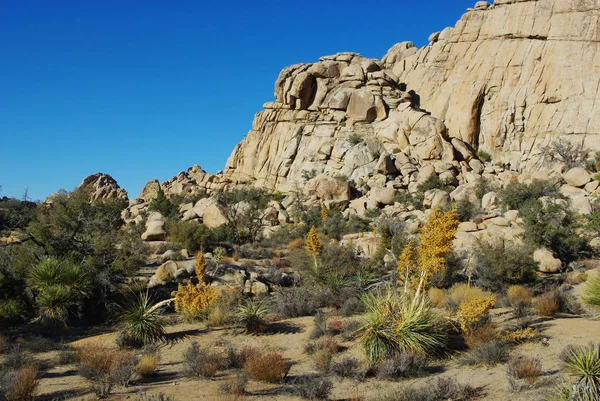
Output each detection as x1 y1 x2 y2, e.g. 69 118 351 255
149 187 176 217
305 226 323 272
397 208 459 297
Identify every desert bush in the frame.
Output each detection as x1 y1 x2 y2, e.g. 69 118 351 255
584 274 600 307
477 149 492 163
118 292 167 348
377 352 428 380
205 287 241 328
1 345 34 370
135 393 176 401
0 364 39 401
370 377 477 401
149 188 176 217
446 283 491 309
358 291 447 364
542 138 588 170
458 296 495 336
474 242 538 290
220 372 249 398
182 341 222 378
173 281 218 322
498 179 561 211
562 343 600 400
57 347 77 365
237 298 269 334
428 288 448 308
507 355 542 390
465 322 501 349
504 327 539 344
507 285 533 318
557 286 585 315
291 375 333 400
331 356 362 379
76 345 138 397
456 198 482 223
271 286 322 318
0 335 7 354
312 349 334 374
536 290 560 317
310 311 327 339
136 354 159 378
243 352 290 383
459 340 510 366
339 296 365 316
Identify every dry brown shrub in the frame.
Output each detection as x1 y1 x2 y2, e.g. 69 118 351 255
223 256 235 265
232 252 241 261
507 355 542 388
565 272 588 285
237 346 262 366
287 238 304 251
535 290 560 317
313 349 333 374
243 352 290 383
317 338 340 354
507 285 532 306
448 283 491 307
136 354 159 378
465 322 501 349
2 364 39 401
428 288 448 308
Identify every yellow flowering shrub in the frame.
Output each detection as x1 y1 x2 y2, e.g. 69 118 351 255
172 281 218 321
504 327 538 343
458 296 496 335
195 252 207 280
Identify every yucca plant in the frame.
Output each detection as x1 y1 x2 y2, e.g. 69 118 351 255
583 275 600 307
28 258 91 326
119 292 168 348
563 344 600 399
358 290 446 364
237 298 269 334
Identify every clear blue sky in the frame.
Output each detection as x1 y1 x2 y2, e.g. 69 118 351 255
0 0 476 201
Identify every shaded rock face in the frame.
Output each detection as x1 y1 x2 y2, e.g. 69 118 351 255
385 0 600 171
222 52 465 193
79 173 128 201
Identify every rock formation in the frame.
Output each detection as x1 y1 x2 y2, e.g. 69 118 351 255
78 173 128 201
385 0 600 170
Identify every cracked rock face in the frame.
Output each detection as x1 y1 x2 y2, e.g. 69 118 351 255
386 0 600 171
78 173 128 201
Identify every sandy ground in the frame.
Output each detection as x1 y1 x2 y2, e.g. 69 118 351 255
22 273 600 401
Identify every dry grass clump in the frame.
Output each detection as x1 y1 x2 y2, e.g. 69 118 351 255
584 274 600 307
465 322 501 349
220 372 249 398
428 288 448 309
313 349 334 374
0 364 39 401
291 375 333 400
331 356 362 379
447 283 492 309
536 290 560 317
507 285 533 306
376 352 428 380
287 238 305 251
459 340 510 366
182 341 222 378
507 355 542 390
136 354 159 378
243 351 290 383
565 272 588 285
75 344 138 397
370 377 477 401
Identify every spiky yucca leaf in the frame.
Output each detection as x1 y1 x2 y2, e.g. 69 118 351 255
583 274 600 307
237 298 270 334
564 344 600 399
120 292 167 348
394 296 446 355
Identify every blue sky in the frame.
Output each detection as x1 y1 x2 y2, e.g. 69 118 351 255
0 0 476 201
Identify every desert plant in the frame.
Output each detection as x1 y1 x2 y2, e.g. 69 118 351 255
292 375 333 400
76 345 137 398
312 349 334 374
136 354 159 378
563 344 600 399
457 296 495 336
0 364 39 401
446 283 490 308
507 355 542 390
504 327 538 344
271 286 322 318
310 311 327 339
347 133 363 145
135 393 176 401
370 377 477 401
459 340 510 366
306 226 323 271
428 288 448 308
331 356 362 379
182 341 222 378
195 252 207 280
220 372 249 398
377 352 428 380
237 297 269 334
536 290 560 317
358 291 447 364
507 285 533 306
474 242 539 290
118 291 168 348
57 347 77 365
477 149 492 163
465 322 501 349
173 281 218 322
584 274 600 307
397 208 460 296
243 352 290 383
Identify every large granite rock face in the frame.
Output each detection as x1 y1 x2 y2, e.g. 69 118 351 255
222 52 466 193
78 173 128 201
385 0 600 171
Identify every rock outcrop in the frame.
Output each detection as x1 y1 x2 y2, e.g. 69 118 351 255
385 0 600 171
78 173 128 201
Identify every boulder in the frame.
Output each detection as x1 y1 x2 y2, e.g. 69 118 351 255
370 187 396 205
533 248 562 274
202 204 229 228
562 167 591 188
423 189 451 210
481 192 498 210
305 174 351 201
142 220 166 241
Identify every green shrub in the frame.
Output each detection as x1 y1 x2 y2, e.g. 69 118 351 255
166 220 218 253
474 242 538 290
236 298 269 334
149 188 176 218
271 286 322 318
358 292 447 364
347 133 363 145
477 150 492 163
455 198 482 222
117 292 167 349
498 180 561 211
584 274 600 307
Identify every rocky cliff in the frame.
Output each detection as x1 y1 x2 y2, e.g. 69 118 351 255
386 0 600 170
